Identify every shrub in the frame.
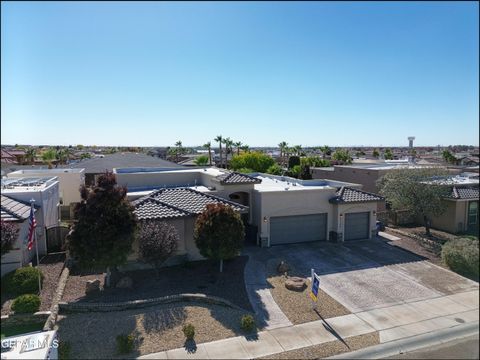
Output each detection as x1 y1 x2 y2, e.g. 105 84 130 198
58 341 71 360
240 314 256 332
229 152 274 172
3 267 44 295
182 323 195 340
442 238 479 280
288 156 300 169
266 164 283 175
11 294 41 313
116 334 135 354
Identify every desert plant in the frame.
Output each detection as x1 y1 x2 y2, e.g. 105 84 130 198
116 334 135 354
12 294 41 313
266 163 283 175
182 323 195 340
194 155 209 166
240 314 256 332
194 203 245 272
3 267 44 295
442 238 479 280
138 221 178 277
1 220 18 256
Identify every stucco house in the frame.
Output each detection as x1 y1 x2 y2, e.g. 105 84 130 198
1 177 60 275
114 167 385 262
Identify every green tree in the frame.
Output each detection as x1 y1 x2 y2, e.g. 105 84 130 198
203 142 212 166
378 168 450 236
25 148 36 165
300 164 312 180
224 137 234 168
442 150 456 164
41 148 57 169
288 155 301 169
1 221 18 256
240 144 250 153
194 203 245 272
266 163 283 175
234 141 242 156
215 135 223 168
384 148 394 160
138 221 178 278
288 164 301 178
194 155 209 166
332 149 352 164
80 153 91 160
229 152 275 172
372 148 380 158
320 145 331 159
67 171 137 286
278 141 288 160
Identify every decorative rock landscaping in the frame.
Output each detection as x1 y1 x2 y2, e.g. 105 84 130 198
285 276 307 291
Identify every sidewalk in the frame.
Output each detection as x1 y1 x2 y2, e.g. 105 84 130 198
138 289 479 359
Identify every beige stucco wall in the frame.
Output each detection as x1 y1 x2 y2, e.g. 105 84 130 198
312 167 385 194
428 200 469 234
335 202 378 239
255 188 337 245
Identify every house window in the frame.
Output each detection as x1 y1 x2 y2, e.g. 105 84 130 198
468 201 478 225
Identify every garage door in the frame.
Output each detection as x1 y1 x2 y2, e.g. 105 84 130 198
270 214 327 245
344 212 370 241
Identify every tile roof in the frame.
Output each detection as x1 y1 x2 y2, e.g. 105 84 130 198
133 198 191 220
448 186 479 200
1 194 37 222
329 187 384 204
133 187 248 220
216 171 262 185
70 153 183 173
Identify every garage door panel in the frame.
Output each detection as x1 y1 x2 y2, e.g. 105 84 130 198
345 212 369 241
270 214 327 245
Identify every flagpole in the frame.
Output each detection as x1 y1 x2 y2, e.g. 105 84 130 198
30 199 42 293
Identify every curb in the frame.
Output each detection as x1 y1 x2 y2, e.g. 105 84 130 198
327 321 479 359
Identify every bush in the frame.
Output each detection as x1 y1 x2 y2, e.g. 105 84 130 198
182 323 195 340
229 152 274 172
11 294 41 313
116 334 135 354
58 341 71 360
288 156 300 169
3 267 44 295
240 314 256 332
266 164 283 175
442 238 479 280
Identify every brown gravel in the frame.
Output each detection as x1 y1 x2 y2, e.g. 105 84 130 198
62 256 251 310
257 332 380 359
1 253 65 315
266 259 350 325
56 302 251 359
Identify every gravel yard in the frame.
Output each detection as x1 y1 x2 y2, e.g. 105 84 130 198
56 302 251 359
1 253 65 315
266 258 350 325
62 256 251 310
257 332 379 359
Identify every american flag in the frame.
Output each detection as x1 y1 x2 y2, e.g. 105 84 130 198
27 206 37 251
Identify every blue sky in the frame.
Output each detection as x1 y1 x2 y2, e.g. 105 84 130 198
1 1 478 147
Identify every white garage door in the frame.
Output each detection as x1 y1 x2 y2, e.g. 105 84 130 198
270 214 327 245
344 212 370 241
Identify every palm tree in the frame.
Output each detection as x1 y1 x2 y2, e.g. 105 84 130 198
293 145 302 156
203 141 212 166
241 144 250 153
224 137 233 168
234 141 242 156
42 148 56 169
214 135 223 168
25 148 36 165
174 141 183 163
278 141 287 159
320 145 331 159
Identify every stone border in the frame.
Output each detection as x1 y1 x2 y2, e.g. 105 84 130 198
59 293 245 313
43 265 70 331
1 311 51 327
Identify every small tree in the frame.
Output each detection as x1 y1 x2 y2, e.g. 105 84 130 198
384 148 394 160
1 221 18 256
266 163 283 175
138 221 178 277
288 156 300 169
194 155 209 166
372 148 380 158
229 152 275 173
332 149 352 164
194 204 245 272
378 168 450 236
300 164 312 180
67 171 137 286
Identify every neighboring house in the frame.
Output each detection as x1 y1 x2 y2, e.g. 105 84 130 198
425 174 479 234
1 177 60 275
114 167 384 263
69 152 183 186
1 149 18 165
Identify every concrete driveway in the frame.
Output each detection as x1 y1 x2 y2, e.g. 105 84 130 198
248 238 479 313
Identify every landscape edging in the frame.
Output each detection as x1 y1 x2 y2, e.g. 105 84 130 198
43 264 70 331
58 293 245 313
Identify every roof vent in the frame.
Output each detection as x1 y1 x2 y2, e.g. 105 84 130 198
285 187 289 191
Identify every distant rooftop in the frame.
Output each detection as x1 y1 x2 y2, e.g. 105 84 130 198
424 174 479 186
8 168 84 174
250 173 360 192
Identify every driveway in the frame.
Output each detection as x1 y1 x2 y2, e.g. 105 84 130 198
245 238 479 313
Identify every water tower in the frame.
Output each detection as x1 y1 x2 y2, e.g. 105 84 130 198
408 136 415 149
